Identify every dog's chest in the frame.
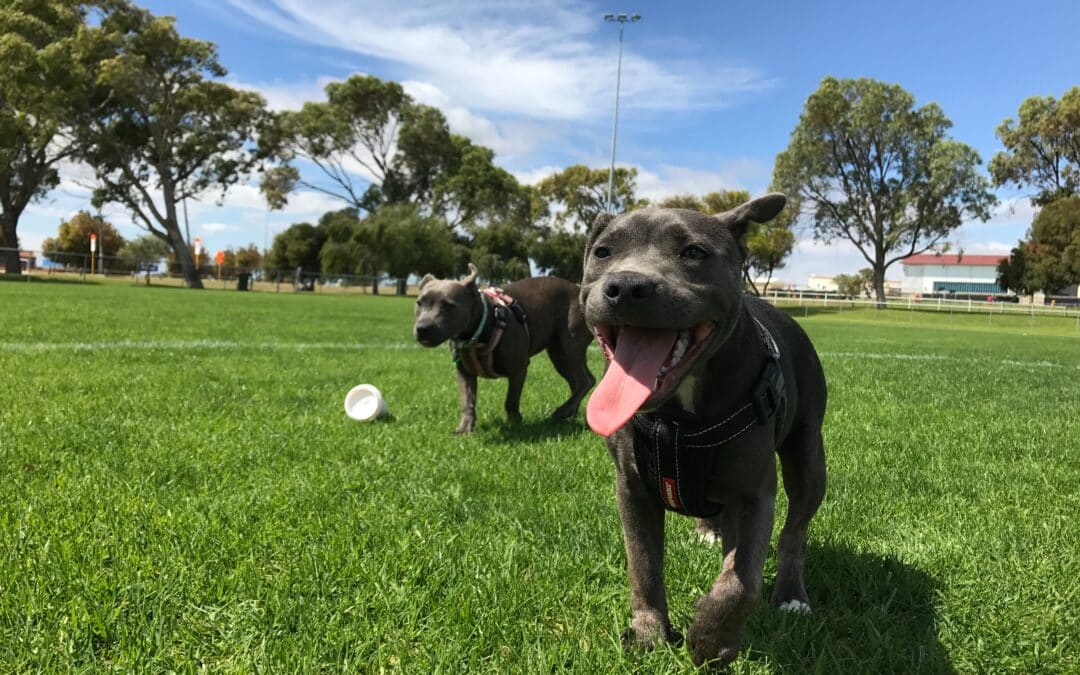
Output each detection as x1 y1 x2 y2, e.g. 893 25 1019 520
674 376 697 414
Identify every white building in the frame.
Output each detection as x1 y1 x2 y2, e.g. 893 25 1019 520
807 274 838 292
900 253 1007 295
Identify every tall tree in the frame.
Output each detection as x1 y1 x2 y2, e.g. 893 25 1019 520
352 204 456 294
530 165 645 281
470 219 532 283
258 75 456 213
76 1 267 288
268 222 324 274
990 88 1080 206
1008 196 1080 294
773 76 997 304
41 211 125 267
744 207 796 295
0 0 94 274
996 242 1036 297
316 207 363 275
118 233 170 269
431 135 530 231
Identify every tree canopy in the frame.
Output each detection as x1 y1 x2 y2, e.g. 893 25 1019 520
990 87 1080 206
268 223 324 274
76 1 267 288
259 75 456 213
998 196 1080 295
42 211 125 265
529 165 645 281
773 76 997 303
0 0 94 273
118 233 171 269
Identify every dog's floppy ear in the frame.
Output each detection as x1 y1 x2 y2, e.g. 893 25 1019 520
462 262 479 288
716 192 787 241
418 273 435 290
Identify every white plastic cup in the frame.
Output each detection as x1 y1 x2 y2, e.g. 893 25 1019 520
344 384 389 421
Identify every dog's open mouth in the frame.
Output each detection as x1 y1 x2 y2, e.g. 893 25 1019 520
587 322 716 436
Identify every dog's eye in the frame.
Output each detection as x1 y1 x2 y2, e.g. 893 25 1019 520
441 300 455 310
594 246 611 259
680 245 709 260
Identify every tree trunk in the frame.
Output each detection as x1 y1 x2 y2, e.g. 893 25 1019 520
161 178 202 289
873 267 887 308
396 278 407 296
164 225 201 289
1 213 20 276
371 276 379 295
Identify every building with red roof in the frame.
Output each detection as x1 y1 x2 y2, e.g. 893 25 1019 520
900 253 1008 295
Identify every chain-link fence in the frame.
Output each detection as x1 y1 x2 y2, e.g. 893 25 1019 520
0 247 414 295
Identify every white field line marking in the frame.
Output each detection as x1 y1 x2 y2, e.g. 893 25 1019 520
0 342 1075 370
820 351 1074 369
0 339 419 352
821 351 949 361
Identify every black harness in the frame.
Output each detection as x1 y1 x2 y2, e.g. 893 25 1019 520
630 317 787 517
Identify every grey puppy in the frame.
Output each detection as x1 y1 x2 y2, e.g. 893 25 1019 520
580 194 827 666
414 264 595 433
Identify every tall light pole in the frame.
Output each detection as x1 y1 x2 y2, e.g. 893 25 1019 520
604 12 641 213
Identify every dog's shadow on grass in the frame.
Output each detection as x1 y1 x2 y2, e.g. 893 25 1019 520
489 416 590 445
742 544 954 673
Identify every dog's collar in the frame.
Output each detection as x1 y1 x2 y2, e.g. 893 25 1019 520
631 316 787 516
450 290 492 365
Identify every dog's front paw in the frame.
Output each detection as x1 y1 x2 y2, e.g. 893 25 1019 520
550 403 577 419
455 418 476 434
620 613 677 651
686 595 746 667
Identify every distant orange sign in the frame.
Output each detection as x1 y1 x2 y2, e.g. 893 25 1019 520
215 251 225 266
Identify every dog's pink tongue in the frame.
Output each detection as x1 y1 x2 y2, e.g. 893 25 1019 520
587 327 677 437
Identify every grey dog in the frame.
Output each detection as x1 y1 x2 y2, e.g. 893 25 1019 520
414 264 595 433
580 194 827 666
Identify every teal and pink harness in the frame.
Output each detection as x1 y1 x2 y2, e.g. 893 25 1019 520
450 287 528 379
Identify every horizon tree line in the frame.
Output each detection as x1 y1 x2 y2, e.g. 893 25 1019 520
2 1 1076 297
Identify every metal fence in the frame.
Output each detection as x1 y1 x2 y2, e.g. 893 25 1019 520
5 246 1080 317
1 247 407 295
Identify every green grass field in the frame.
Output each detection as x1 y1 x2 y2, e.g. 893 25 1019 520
1 280 1077 673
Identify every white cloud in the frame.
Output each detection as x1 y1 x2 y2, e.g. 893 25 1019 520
222 0 773 121
635 161 769 201
201 223 240 233
982 196 1037 227
230 75 340 112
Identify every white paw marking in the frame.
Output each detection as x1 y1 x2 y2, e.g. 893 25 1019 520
779 600 812 615
696 530 721 545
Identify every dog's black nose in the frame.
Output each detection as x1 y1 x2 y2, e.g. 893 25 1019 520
414 322 437 341
603 272 656 303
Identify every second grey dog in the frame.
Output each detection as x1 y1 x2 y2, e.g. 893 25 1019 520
580 194 827 666
414 264 595 433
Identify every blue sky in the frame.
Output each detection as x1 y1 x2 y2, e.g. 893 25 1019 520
20 0 1080 283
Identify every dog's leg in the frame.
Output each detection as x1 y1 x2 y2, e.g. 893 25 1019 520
772 426 826 612
455 367 478 434
546 344 594 419
616 470 676 649
687 492 775 666
503 366 526 424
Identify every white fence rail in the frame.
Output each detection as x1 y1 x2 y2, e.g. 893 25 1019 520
766 291 1080 320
